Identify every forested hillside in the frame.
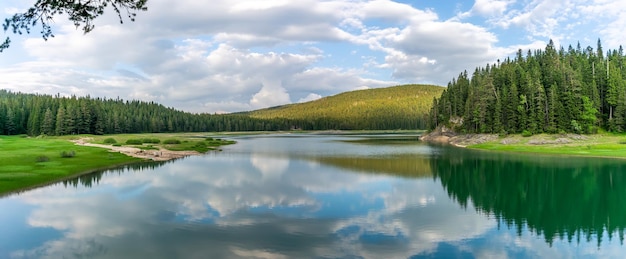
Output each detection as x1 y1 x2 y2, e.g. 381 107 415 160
248 84 444 130
429 39 626 134
0 84 442 136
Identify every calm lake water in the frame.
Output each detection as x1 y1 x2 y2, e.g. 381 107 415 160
2 133 626 258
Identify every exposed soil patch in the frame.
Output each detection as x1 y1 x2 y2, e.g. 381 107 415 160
72 138 199 161
419 126 497 147
421 127 592 148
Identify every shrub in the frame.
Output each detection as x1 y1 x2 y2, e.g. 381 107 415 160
163 139 181 144
126 139 143 145
571 120 582 134
36 155 50 162
194 141 207 148
60 151 76 158
142 138 160 144
103 138 117 144
140 145 159 150
112 143 122 147
521 130 533 137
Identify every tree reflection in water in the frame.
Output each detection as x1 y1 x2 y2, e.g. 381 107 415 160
62 160 171 189
432 147 626 247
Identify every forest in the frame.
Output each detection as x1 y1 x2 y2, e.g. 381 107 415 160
429 39 626 134
0 84 440 136
0 90 301 135
247 84 443 130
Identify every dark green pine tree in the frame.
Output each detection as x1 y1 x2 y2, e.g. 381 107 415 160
55 106 66 135
5 107 16 135
40 108 55 135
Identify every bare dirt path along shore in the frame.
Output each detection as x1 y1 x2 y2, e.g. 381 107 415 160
72 138 199 161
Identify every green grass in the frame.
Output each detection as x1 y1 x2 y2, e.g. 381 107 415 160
0 135 140 196
84 133 236 153
0 133 237 196
165 137 236 152
469 133 626 159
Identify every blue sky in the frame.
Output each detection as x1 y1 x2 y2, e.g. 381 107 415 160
0 0 624 113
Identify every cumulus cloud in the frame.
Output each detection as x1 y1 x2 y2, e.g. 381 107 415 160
298 93 323 103
3 0 620 113
383 20 506 83
457 0 514 18
0 0 490 112
249 82 292 110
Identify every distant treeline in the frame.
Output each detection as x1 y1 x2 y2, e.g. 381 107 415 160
0 90 308 135
0 86 434 136
429 39 626 134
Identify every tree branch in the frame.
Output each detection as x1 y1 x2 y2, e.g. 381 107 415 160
1 0 147 51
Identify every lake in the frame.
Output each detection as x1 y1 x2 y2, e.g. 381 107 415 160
2 133 626 258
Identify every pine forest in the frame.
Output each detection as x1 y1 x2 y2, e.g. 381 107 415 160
429 39 626 134
0 84 441 136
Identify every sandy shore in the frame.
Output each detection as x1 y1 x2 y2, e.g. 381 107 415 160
72 138 200 161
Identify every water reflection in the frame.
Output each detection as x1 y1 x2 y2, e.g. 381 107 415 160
62 161 170 189
311 155 431 178
2 135 626 258
432 147 626 246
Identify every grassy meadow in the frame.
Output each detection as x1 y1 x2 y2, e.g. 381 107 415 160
469 133 626 159
0 133 235 196
0 135 139 195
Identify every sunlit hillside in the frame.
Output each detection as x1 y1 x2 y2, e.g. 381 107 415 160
246 84 444 130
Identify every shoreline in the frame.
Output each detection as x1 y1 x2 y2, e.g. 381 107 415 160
0 134 234 197
418 126 498 148
420 127 626 159
72 138 200 161
0 160 144 198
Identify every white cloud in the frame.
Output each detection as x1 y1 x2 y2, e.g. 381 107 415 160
2 0 622 113
473 0 512 17
457 0 514 19
1 0 486 112
384 20 506 83
249 81 292 109
579 0 626 48
298 93 323 103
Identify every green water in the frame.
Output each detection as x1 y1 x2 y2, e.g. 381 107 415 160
1 133 625 258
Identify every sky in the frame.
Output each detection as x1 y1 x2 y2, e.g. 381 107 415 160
0 0 624 114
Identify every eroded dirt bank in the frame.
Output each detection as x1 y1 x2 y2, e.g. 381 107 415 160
419 126 498 147
420 126 590 148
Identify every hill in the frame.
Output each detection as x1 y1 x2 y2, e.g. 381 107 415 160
246 84 444 130
0 84 443 136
